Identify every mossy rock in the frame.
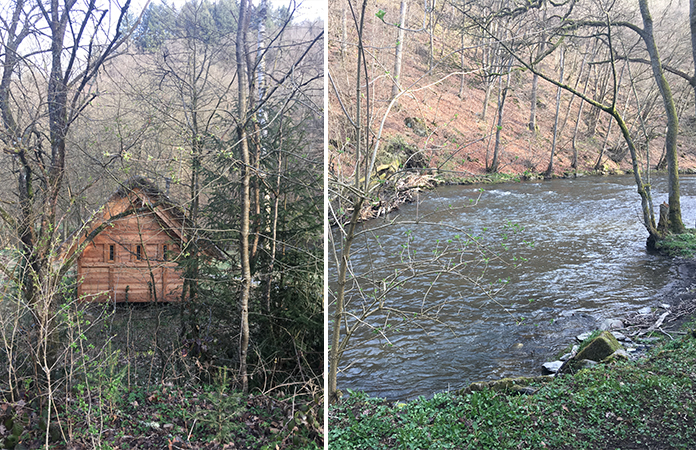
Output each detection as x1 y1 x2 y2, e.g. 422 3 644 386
562 359 598 373
404 117 428 137
602 348 630 364
385 137 427 169
575 331 621 362
561 331 622 373
376 160 400 178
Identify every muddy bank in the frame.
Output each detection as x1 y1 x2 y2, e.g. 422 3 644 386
330 171 439 226
637 257 696 332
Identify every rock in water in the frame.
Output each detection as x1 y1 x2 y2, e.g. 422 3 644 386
561 331 622 374
576 332 592 342
599 318 624 331
542 361 564 374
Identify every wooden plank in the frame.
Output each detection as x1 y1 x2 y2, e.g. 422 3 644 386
79 266 110 301
76 188 188 302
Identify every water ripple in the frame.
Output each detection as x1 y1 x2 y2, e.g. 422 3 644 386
332 175 696 400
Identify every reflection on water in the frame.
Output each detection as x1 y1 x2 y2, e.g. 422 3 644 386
331 175 696 400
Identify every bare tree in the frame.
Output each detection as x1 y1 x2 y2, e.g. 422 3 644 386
463 0 686 238
0 0 139 375
489 55 513 173
545 46 564 178
391 0 408 100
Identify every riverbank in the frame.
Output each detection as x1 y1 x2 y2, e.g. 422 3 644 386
328 316 696 449
328 252 696 449
333 168 696 227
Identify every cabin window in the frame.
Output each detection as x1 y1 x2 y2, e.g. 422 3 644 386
162 244 168 261
136 245 142 260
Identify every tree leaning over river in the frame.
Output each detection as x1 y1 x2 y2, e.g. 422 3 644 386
462 0 686 242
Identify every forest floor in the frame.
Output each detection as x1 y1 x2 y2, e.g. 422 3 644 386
0 384 322 449
329 6 696 180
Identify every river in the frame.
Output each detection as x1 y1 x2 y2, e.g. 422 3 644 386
332 174 696 400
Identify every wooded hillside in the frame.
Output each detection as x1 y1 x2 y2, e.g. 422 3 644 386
328 0 696 181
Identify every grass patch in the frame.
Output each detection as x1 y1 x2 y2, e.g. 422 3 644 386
576 329 602 353
656 229 696 257
329 322 696 449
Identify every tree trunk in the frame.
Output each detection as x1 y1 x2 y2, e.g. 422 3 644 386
236 0 251 394
459 32 466 98
691 0 696 117
482 81 493 122
264 132 283 313
587 59 610 138
546 48 564 178
247 4 262 271
480 29 498 122
639 0 684 234
528 24 546 131
572 57 591 168
427 0 435 70
329 0 368 404
490 57 512 173
594 62 626 171
558 51 587 151
391 0 407 100
528 73 539 131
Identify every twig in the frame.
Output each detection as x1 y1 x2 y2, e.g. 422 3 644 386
637 311 670 337
657 328 674 340
187 418 197 441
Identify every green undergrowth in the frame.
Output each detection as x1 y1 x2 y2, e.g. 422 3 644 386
656 229 696 258
329 323 696 449
439 171 527 185
437 169 632 186
1 382 323 449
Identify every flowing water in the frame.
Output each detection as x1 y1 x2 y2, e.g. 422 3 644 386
333 174 696 400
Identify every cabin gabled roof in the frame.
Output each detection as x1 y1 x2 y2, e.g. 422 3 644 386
109 176 188 242
62 176 224 261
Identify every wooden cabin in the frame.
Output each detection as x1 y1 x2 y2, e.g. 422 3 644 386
72 177 189 302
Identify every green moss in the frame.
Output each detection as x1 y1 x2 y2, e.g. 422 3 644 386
574 331 622 362
577 330 602 353
655 230 696 257
458 375 553 395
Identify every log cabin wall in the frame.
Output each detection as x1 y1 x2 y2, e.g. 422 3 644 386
76 190 186 302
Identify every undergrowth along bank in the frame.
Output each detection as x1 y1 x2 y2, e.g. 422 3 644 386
328 321 696 449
